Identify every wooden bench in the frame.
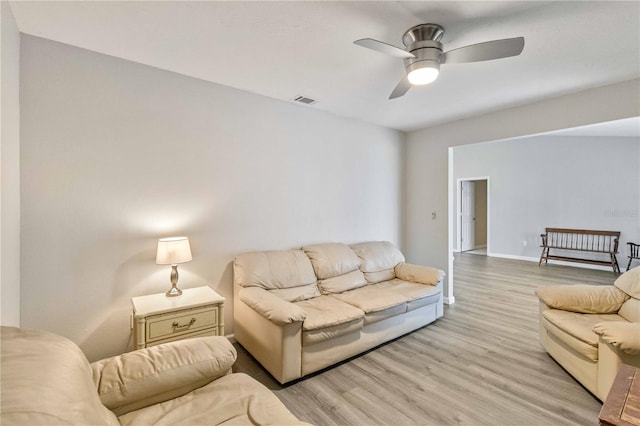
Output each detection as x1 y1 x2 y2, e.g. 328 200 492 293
539 228 621 273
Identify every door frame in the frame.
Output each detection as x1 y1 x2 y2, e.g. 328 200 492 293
459 180 476 252
455 177 490 253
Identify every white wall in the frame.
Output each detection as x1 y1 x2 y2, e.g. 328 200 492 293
1 2 21 326
405 78 640 302
453 136 639 262
20 36 404 361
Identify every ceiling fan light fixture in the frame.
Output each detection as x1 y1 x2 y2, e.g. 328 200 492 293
407 61 440 85
354 22 524 98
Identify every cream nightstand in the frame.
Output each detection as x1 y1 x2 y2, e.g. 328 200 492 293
131 286 225 350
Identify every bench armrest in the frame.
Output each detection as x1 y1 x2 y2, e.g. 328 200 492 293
593 322 640 355
395 263 445 286
535 285 628 314
239 287 307 325
91 336 236 416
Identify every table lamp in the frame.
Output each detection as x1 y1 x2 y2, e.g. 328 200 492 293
156 236 192 297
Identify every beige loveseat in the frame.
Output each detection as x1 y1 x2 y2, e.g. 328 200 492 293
535 266 640 400
0 326 307 425
233 241 445 384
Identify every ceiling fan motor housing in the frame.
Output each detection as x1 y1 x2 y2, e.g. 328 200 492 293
402 24 445 76
404 39 442 76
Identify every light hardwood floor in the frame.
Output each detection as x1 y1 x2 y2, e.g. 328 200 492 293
233 254 616 425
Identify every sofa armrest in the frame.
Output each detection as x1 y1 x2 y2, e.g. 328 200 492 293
91 336 236 416
534 285 628 314
239 287 307 325
395 262 445 286
593 322 640 355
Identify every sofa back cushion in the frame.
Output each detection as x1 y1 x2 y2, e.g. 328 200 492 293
618 298 640 322
303 243 366 294
350 241 406 284
233 250 320 302
0 326 120 426
614 266 640 299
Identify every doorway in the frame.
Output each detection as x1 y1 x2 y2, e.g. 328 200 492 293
457 178 489 255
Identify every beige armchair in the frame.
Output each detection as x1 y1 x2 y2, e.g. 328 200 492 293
0 326 307 425
535 267 640 400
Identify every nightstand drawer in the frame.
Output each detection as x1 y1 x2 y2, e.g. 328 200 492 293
146 306 218 342
146 328 218 348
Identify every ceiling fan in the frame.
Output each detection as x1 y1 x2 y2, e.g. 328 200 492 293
354 23 525 99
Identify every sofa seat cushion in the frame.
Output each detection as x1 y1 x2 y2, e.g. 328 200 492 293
362 304 407 325
294 295 364 331
301 319 364 346
542 310 625 361
117 373 308 426
376 279 441 306
332 284 407 315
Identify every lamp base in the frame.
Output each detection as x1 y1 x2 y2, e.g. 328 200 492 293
165 264 183 297
166 286 183 297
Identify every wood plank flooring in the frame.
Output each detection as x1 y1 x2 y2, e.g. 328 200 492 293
233 254 616 425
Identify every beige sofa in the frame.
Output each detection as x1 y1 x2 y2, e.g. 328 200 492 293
233 241 445 384
535 266 640 400
0 326 307 425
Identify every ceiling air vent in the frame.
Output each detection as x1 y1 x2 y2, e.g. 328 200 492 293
291 95 317 105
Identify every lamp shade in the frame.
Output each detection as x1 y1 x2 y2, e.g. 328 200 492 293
156 237 192 265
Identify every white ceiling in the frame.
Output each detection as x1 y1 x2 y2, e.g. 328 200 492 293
9 1 640 132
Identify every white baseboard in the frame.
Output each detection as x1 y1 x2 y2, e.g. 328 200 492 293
225 333 236 343
487 252 614 272
443 296 455 305
487 252 537 262
474 244 487 249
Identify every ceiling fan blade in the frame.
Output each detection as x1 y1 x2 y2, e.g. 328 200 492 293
389 77 412 99
354 38 416 59
442 37 524 64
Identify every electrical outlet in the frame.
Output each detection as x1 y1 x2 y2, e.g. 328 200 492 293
523 240 528 247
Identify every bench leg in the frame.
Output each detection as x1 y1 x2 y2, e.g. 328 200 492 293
611 254 620 274
539 247 548 266
628 257 633 272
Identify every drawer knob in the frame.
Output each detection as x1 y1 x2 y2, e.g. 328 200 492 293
172 318 196 330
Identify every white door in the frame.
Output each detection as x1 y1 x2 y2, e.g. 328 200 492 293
460 181 475 251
